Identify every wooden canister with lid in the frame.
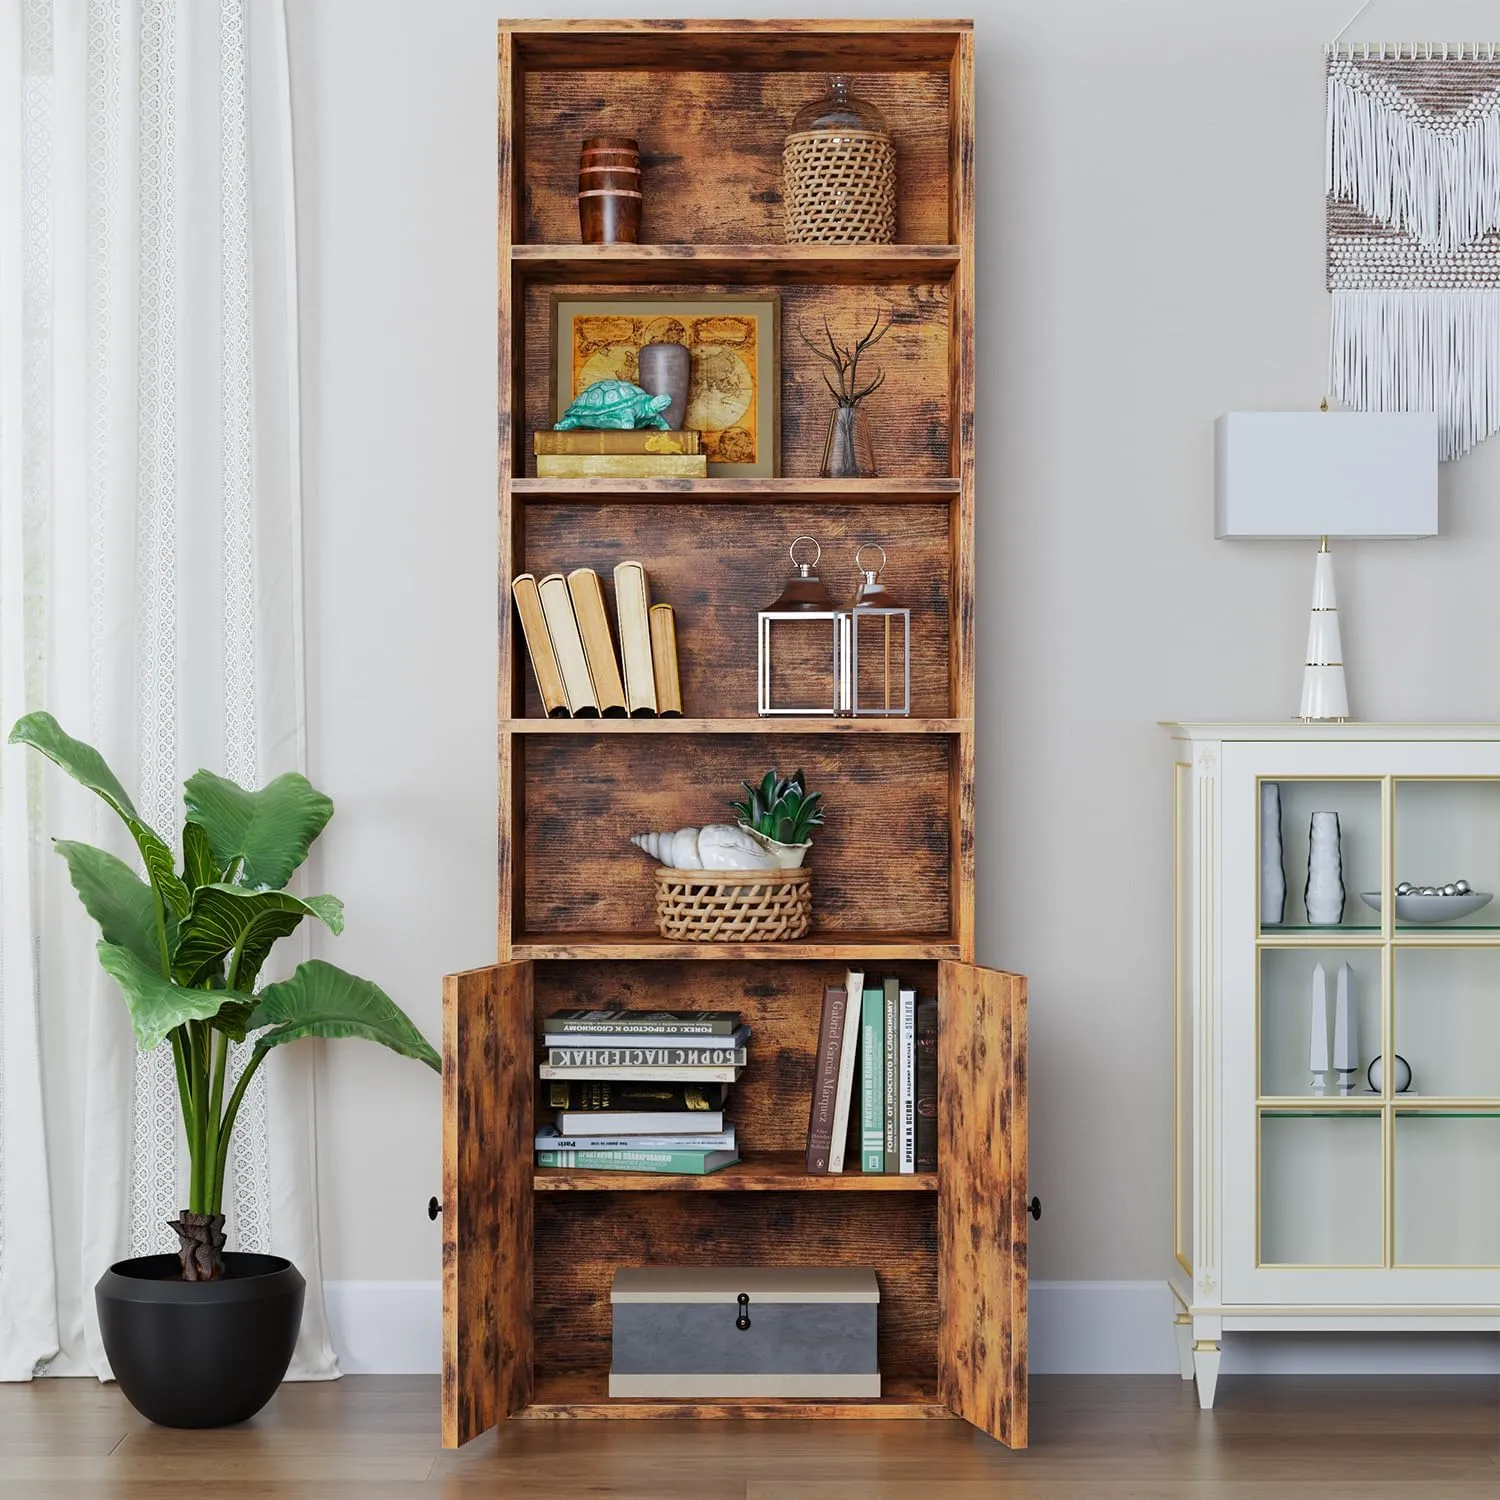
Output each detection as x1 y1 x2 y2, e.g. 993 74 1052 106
578 137 642 244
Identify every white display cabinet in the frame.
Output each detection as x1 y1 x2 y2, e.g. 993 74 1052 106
1169 724 1500 1408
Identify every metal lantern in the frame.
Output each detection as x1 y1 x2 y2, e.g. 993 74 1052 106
841 544 910 717
758 537 842 716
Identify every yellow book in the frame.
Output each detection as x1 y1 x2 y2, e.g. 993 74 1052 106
534 454 708 479
649 604 683 717
533 430 701 456
613 561 657 716
536 573 599 716
566 568 628 717
510 573 569 718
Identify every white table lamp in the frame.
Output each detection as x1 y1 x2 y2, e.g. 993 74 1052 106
1214 411 1439 721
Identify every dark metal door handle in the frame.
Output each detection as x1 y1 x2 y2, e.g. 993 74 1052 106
736 1291 751 1331
428 1196 442 1221
1028 1196 1041 1222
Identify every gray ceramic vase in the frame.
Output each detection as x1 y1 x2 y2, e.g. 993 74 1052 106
1305 811 1345 926
637 342 691 430
1261 782 1285 925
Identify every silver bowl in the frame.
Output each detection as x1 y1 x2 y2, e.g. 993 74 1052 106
1359 890 1493 924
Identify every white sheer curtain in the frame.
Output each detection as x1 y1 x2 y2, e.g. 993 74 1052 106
0 0 336 1380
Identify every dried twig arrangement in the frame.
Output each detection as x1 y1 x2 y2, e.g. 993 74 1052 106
799 314 891 407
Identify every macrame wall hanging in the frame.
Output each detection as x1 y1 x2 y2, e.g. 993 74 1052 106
1326 42 1500 460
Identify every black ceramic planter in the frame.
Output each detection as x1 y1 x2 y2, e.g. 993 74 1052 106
96 1252 304 1428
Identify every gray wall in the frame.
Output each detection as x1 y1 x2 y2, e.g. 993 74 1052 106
287 0 1500 1304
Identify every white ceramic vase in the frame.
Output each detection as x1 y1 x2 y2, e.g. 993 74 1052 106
1305 811 1345 926
1261 782 1285 925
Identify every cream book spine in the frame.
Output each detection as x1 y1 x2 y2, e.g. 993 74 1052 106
510 573 570 718
648 604 683 716
536 572 599 716
535 454 707 479
566 568 628 716
613 561 658 716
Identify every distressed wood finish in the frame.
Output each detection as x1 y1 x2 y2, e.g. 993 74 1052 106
518 735 952 936
513 244 961 286
523 71 950 246
937 961 1029 1448
534 1153 938 1192
514 934 961 961
523 280 952 479
507 716 969 734
521 1371 949 1419
513 476 959 502
534 1192 938 1380
518 503 952 720
441 963 534 1447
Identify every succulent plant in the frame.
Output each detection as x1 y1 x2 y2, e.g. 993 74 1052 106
730 768 826 848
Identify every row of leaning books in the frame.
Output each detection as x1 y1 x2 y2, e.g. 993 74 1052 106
535 1008 747 1176
805 969 938 1175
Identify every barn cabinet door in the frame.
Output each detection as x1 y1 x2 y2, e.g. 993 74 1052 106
441 962 533 1447
937 961 1029 1448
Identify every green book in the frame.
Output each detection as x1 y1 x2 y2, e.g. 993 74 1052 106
861 986 885 1173
883 975 900 1169
536 1148 738 1175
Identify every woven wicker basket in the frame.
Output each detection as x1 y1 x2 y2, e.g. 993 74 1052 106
782 130 896 244
653 866 812 942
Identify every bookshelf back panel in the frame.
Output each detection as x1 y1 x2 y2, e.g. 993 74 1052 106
533 1192 938 1378
533 959 938 1153
515 502 952 720
519 70 952 246
521 281 952 479
518 735 953 936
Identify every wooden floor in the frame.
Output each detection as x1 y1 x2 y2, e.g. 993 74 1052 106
1 1373 1497 1497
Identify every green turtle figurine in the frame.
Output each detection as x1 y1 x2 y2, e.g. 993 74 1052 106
555 379 672 431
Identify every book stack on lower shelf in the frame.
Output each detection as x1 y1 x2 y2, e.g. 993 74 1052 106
807 969 938 1176
536 1008 748 1176
533 428 707 479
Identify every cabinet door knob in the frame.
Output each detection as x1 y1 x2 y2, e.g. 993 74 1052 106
735 1291 752 1331
1028 1196 1041 1222
428 1196 442 1221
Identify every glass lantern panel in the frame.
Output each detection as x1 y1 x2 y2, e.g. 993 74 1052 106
1394 949 1500 1100
1259 947 1381 1099
849 608 910 717
1395 1113 1500 1266
1259 1111 1383 1266
1261 779 1382 932
758 613 841 716
1393 780 1500 930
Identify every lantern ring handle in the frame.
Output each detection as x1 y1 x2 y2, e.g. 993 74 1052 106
789 536 821 569
855 543 886 576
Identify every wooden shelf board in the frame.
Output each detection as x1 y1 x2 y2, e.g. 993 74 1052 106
517 1371 951 1420
511 477 960 504
504 717 968 736
533 1152 938 1193
511 243 960 286
513 934 962 962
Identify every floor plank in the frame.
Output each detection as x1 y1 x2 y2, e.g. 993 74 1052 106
0 1374 1496 1498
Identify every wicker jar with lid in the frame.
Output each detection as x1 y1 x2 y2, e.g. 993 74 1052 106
782 75 896 244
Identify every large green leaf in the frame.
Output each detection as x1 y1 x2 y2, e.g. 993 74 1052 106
248 960 439 1071
96 942 244 1053
183 770 334 891
181 820 220 891
53 840 167 972
9 713 190 918
172 884 344 991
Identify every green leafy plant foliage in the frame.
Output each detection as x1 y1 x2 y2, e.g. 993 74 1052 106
729 767 826 848
8 711 439 1250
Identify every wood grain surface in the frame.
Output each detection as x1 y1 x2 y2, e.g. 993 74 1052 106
522 280 951 479
441 964 535 1448
937 962 1028 1449
522 72 950 246
516 502 952 720
532 959 938 1153
533 1192 938 1381
518 735 952 936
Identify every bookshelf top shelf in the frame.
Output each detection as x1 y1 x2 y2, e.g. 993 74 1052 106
513 934 962 963
534 1152 938 1192
510 244 961 287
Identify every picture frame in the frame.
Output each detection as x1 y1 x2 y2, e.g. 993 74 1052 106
550 293 781 477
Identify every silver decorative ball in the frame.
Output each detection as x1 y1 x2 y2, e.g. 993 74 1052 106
1367 1054 1413 1093
1456 879 1472 895
1396 881 1413 895
1422 886 1439 896
1443 884 1458 897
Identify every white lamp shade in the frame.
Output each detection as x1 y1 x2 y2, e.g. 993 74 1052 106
1214 412 1438 539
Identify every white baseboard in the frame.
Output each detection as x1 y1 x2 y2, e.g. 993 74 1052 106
322 1278 1500 1377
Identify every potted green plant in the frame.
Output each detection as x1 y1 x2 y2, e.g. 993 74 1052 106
8 712 439 1429
730 768 825 866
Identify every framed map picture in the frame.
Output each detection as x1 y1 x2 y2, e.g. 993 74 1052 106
550 294 781 477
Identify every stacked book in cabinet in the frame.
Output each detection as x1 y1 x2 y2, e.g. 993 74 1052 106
441 19 1028 1450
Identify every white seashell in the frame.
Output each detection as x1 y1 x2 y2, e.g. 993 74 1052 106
630 824 782 870
630 828 702 868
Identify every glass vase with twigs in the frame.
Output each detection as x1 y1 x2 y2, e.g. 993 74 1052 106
800 314 890 479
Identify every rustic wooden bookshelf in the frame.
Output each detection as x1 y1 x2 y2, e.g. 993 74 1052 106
441 17 1028 1451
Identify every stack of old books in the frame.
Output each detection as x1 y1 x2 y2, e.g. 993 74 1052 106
533 429 706 479
535 1008 748 1175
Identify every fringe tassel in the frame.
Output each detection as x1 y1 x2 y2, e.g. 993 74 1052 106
1330 289 1500 459
1327 67 1500 251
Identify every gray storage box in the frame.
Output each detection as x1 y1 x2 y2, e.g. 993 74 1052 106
609 1266 880 1399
